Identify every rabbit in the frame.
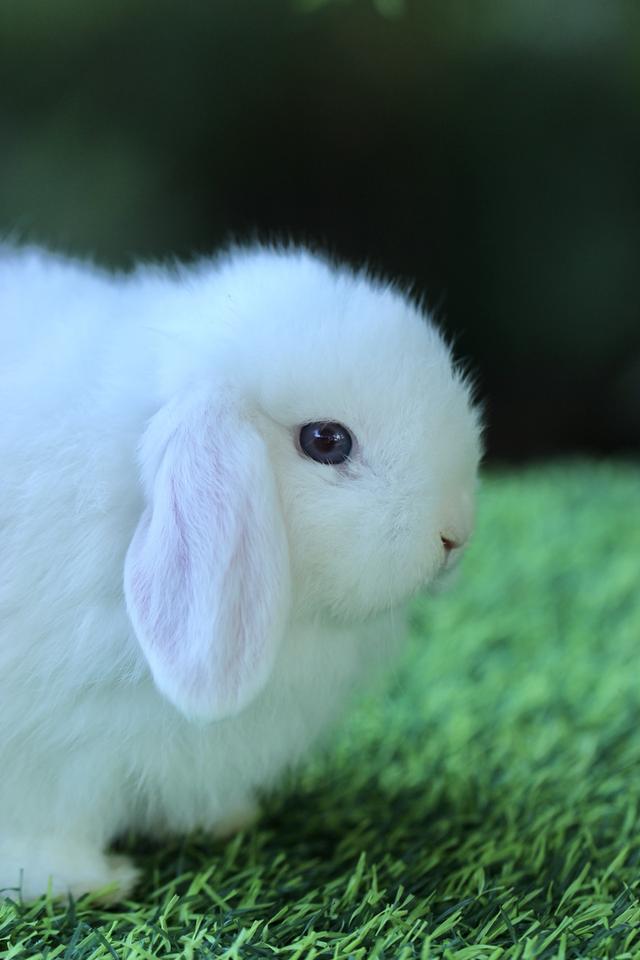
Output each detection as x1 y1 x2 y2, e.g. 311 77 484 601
0 242 482 903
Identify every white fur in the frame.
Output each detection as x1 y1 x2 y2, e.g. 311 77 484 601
0 244 482 901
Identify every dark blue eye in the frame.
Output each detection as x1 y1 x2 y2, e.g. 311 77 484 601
299 422 353 465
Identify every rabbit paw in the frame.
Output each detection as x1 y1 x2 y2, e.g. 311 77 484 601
212 802 260 840
0 836 140 904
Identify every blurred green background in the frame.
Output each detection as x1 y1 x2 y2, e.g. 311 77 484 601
2 0 639 461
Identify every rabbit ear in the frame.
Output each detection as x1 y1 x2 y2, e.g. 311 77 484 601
124 388 291 722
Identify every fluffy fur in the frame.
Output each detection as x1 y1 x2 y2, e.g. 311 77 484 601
0 244 482 902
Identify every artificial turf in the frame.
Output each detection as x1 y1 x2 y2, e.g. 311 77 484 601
2 461 640 959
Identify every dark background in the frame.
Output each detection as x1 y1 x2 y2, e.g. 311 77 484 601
2 0 639 461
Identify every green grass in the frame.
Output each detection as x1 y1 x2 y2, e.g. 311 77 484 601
3 461 640 959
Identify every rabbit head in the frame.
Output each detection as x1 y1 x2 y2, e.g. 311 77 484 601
124 248 482 724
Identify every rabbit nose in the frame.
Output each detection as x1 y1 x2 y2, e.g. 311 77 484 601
440 534 460 553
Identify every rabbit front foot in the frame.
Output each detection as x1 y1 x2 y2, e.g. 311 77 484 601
0 835 140 904
212 802 260 840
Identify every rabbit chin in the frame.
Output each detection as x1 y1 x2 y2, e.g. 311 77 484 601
290 552 444 625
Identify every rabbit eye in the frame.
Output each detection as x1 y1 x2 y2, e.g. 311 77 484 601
299 422 353 465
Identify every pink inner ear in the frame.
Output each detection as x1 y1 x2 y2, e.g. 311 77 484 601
124 397 290 722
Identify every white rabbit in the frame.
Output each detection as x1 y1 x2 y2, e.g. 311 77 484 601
0 243 481 902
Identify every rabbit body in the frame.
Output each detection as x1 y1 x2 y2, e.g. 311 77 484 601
0 245 481 901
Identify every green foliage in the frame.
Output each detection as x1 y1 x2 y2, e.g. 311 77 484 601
296 0 406 18
2 462 640 958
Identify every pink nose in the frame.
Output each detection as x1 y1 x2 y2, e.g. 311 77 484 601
440 535 460 553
